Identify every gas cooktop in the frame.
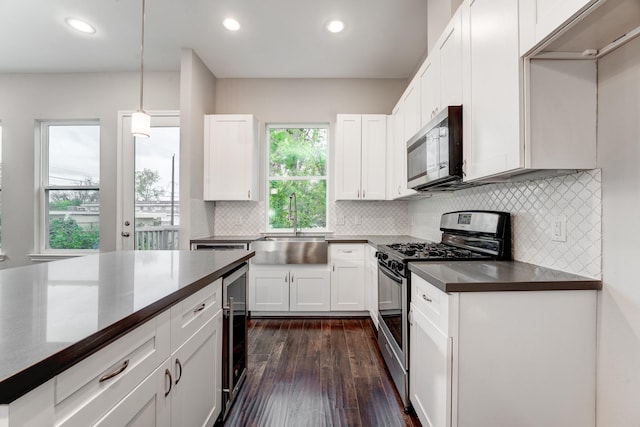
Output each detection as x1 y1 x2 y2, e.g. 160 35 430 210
383 242 491 260
376 211 512 277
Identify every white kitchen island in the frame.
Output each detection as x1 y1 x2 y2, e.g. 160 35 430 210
0 250 253 427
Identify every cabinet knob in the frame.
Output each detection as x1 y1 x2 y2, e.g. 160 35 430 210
357 189 360 198
422 294 432 303
164 369 173 397
362 189 366 198
175 358 183 385
248 189 251 199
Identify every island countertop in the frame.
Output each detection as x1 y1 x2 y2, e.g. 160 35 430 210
0 249 253 404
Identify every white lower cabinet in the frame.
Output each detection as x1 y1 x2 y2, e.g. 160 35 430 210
94 360 171 427
169 311 222 427
250 266 331 312
330 244 365 311
409 273 597 427
365 244 379 328
1 279 223 427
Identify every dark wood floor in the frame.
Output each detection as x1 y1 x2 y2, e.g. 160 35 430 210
224 318 421 427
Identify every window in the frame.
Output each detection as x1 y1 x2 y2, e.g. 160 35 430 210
267 125 328 231
41 122 100 251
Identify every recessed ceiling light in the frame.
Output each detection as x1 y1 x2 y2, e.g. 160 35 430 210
327 20 345 33
223 18 240 31
65 18 96 34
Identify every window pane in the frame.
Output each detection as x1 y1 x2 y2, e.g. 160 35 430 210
48 125 100 185
269 128 327 177
47 190 100 249
134 126 180 250
268 180 326 229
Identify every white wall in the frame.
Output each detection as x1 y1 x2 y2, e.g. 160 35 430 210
179 49 217 245
596 37 640 426
212 78 409 235
0 71 179 268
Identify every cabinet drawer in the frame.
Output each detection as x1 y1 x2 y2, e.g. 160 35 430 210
411 273 449 334
330 244 365 260
171 279 222 351
54 310 171 426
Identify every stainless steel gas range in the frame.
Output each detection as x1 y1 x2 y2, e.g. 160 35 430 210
375 210 511 410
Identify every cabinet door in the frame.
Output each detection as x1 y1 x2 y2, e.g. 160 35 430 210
361 115 387 200
420 54 441 126
463 0 522 181
330 244 365 312
439 10 463 108
335 114 363 200
251 268 290 311
391 103 417 199
94 360 171 427
410 304 451 427
290 268 331 311
204 115 258 201
171 310 223 427
403 80 421 141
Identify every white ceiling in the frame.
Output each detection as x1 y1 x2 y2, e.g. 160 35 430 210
0 0 429 79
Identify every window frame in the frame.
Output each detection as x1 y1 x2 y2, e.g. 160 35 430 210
265 123 330 233
38 120 101 255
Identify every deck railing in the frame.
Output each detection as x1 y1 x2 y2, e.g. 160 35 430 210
135 225 179 250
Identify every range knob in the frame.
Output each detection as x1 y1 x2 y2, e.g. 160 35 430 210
396 263 405 274
389 260 398 271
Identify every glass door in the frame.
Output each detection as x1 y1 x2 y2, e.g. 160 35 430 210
119 113 180 251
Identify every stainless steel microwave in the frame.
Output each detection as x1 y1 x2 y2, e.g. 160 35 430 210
407 105 463 191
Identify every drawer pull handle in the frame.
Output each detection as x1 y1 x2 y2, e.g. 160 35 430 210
194 303 206 314
164 369 172 397
422 294 432 303
343 250 353 253
99 359 129 383
175 358 183 385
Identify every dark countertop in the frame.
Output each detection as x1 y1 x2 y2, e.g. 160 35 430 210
191 234 429 248
408 260 602 293
0 249 253 404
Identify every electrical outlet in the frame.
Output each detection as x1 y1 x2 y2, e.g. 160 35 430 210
235 216 243 225
336 215 345 225
354 214 362 225
551 216 567 242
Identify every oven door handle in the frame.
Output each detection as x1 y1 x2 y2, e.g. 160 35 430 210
378 262 403 284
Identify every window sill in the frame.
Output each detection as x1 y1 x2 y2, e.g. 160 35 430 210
29 253 90 263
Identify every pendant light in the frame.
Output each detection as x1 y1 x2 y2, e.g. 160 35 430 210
132 0 150 138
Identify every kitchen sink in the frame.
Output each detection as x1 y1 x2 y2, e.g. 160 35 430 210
251 237 328 264
263 235 326 242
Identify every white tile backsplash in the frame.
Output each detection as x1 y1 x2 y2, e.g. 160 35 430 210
409 169 602 278
212 170 601 278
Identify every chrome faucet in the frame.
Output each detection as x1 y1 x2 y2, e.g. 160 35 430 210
288 192 298 235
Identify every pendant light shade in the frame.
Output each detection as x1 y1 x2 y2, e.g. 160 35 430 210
132 111 151 138
132 0 150 138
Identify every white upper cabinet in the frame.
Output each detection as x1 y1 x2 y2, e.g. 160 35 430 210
462 0 522 180
390 102 417 199
419 54 441 126
519 0 597 55
204 114 259 201
403 80 421 141
420 8 463 127
335 114 387 200
461 0 596 182
438 9 463 109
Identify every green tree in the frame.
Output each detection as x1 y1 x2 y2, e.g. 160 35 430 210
135 169 163 201
268 127 327 229
49 217 99 249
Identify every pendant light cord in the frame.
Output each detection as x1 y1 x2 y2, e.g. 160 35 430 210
139 0 146 113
